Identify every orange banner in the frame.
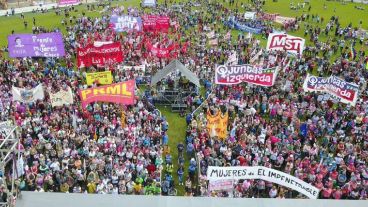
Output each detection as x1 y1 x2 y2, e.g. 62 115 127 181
79 80 135 108
206 110 228 140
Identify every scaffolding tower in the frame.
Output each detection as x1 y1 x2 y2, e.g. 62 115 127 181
0 122 20 207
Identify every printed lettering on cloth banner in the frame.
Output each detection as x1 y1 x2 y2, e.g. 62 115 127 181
8 33 65 58
119 65 146 72
79 80 135 108
110 15 143 32
77 42 123 68
146 41 176 58
225 16 263 34
326 76 359 106
58 0 80 6
12 84 44 103
302 74 329 92
86 71 113 86
0 121 15 139
206 166 320 199
215 64 278 86
266 33 305 55
274 16 296 25
303 74 359 106
142 15 170 32
49 87 74 107
208 180 234 191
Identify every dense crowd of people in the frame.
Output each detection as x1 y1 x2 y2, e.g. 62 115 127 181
0 0 367 204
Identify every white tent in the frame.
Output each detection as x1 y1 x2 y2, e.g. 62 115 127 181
142 0 156 7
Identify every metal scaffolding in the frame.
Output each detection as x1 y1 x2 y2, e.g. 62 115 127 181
0 123 20 207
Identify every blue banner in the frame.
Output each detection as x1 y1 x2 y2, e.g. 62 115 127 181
225 17 264 34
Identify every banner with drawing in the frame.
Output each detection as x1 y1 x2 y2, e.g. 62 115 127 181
86 71 113 86
207 166 320 199
206 110 228 140
12 84 44 103
49 87 74 107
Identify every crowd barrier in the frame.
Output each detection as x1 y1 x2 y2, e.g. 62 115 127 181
16 192 367 207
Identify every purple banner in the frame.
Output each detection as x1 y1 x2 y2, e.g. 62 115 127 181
8 33 65 58
58 0 80 6
109 15 143 32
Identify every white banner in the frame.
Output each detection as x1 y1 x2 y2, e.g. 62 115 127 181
226 51 238 65
208 180 234 191
207 166 320 199
12 84 44 103
119 65 146 72
244 12 256 20
0 121 15 138
49 87 74 107
274 16 296 24
266 33 305 55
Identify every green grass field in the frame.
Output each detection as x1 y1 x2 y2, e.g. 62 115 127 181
1 0 368 196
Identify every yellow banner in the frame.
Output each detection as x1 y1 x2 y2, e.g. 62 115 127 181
206 110 228 140
86 71 113 86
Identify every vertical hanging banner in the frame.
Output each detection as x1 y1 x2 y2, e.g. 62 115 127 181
85 71 113 85
8 33 65 58
49 87 74 107
12 84 45 103
215 64 278 86
109 15 143 32
266 33 305 55
79 80 135 107
207 166 320 199
77 42 123 68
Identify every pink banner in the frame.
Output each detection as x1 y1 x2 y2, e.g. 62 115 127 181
215 64 278 86
77 42 123 68
79 80 135 108
58 0 80 6
143 15 170 32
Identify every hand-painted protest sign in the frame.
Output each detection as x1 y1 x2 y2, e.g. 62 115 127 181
215 64 278 86
12 84 44 103
77 42 123 68
142 15 170 32
303 74 359 106
110 15 142 32
266 33 305 55
86 71 113 85
8 33 65 58
79 80 135 108
58 0 80 6
49 87 74 107
207 166 320 199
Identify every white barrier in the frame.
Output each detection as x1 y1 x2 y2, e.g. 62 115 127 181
16 192 367 207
